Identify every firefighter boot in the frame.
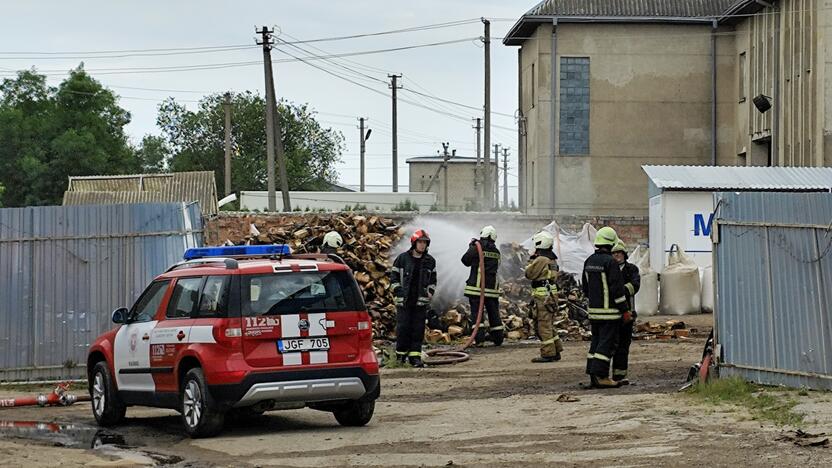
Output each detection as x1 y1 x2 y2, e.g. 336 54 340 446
531 352 561 363
408 355 426 368
592 377 622 389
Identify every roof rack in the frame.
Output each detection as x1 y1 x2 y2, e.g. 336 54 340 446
166 258 239 272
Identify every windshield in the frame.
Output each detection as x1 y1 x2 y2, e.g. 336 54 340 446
241 271 365 316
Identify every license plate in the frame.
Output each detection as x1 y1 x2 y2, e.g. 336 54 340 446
278 337 330 353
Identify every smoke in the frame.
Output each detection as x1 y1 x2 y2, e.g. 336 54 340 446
393 216 529 311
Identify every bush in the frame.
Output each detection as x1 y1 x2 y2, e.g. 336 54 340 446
392 199 419 212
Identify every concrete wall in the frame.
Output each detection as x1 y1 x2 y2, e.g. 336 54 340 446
408 162 496 211
520 23 724 217
239 191 436 212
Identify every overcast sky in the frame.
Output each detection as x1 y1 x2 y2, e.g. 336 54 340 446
1 0 531 201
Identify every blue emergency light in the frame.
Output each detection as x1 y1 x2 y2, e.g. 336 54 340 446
183 244 292 261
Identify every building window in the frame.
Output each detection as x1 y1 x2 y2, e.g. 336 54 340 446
531 63 535 109
739 52 747 103
559 57 590 155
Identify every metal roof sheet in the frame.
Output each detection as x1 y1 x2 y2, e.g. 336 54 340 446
64 171 218 215
642 165 832 191
526 0 735 17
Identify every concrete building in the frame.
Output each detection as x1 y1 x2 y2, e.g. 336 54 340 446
504 0 832 216
406 156 498 211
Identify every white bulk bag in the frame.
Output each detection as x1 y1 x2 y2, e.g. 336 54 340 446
660 244 701 315
701 265 714 314
630 245 659 316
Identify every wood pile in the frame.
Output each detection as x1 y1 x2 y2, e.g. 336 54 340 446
211 213 404 337
211 216 595 342
634 320 696 340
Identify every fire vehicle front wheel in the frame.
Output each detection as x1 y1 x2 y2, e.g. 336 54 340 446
90 362 126 427
181 368 225 438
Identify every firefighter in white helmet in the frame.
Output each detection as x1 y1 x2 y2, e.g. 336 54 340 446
461 225 503 346
320 231 343 255
525 230 564 362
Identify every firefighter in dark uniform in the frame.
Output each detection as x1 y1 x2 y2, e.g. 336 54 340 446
611 240 640 385
583 226 629 388
461 225 503 346
525 230 564 362
320 231 343 255
389 229 437 367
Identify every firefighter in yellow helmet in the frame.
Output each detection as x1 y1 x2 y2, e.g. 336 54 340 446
525 230 564 362
611 240 640 385
583 226 629 388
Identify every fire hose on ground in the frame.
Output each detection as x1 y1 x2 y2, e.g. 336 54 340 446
0 381 91 409
423 239 487 366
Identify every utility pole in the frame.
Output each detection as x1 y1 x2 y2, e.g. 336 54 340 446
359 117 367 192
223 92 232 197
502 147 510 210
257 26 291 211
389 74 402 192
442 143 450 209
472 117 482 208
482 18 491 210
493 144 501 209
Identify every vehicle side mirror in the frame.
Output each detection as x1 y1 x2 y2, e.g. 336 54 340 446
112 308 129 324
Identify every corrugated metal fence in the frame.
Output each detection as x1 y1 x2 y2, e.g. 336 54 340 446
714 191 832 389
0 203 202 381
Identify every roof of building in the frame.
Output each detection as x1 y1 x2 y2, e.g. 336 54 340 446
63 171 218 215
406 156 498 165
504 0 744 45
527 0 733 17
642 165 832 192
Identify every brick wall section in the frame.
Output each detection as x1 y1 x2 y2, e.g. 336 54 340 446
205 212 648 247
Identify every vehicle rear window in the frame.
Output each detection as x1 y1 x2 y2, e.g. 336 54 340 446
241 271 364 316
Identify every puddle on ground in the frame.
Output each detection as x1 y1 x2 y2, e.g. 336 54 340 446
0 420 183 465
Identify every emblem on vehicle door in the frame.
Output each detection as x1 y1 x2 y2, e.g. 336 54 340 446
129 333 138 353
298 319 310 331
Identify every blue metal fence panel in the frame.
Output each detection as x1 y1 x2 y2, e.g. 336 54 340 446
714 192 832 390
0 203 202 381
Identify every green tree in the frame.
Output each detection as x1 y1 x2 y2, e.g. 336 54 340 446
135 134 169 173
0 67 137 206
156 92 343 193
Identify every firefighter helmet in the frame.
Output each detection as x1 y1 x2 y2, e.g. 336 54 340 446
594 226 618 247
480 225 497 241
410 229 430 247
323 231 343 249
532 231 554 250
612 240 627 255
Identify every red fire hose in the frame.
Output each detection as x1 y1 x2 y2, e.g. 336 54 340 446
0 382 91 409
424 240 487 365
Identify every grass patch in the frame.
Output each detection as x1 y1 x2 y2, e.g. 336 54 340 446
687 377 804 427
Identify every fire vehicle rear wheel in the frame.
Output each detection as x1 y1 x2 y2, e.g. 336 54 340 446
90 362 126 427
333 399 375 427
181 368 225 438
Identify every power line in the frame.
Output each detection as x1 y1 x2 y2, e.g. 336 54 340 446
0 38 480 77
276 18 482 44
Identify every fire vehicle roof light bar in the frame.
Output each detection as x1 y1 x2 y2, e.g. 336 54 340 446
183 244 292 261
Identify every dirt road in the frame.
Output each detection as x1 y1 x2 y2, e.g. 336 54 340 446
2 315 832 467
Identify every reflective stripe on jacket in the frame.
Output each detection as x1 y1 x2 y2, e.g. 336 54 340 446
461 239 501 298
582 249 628 321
